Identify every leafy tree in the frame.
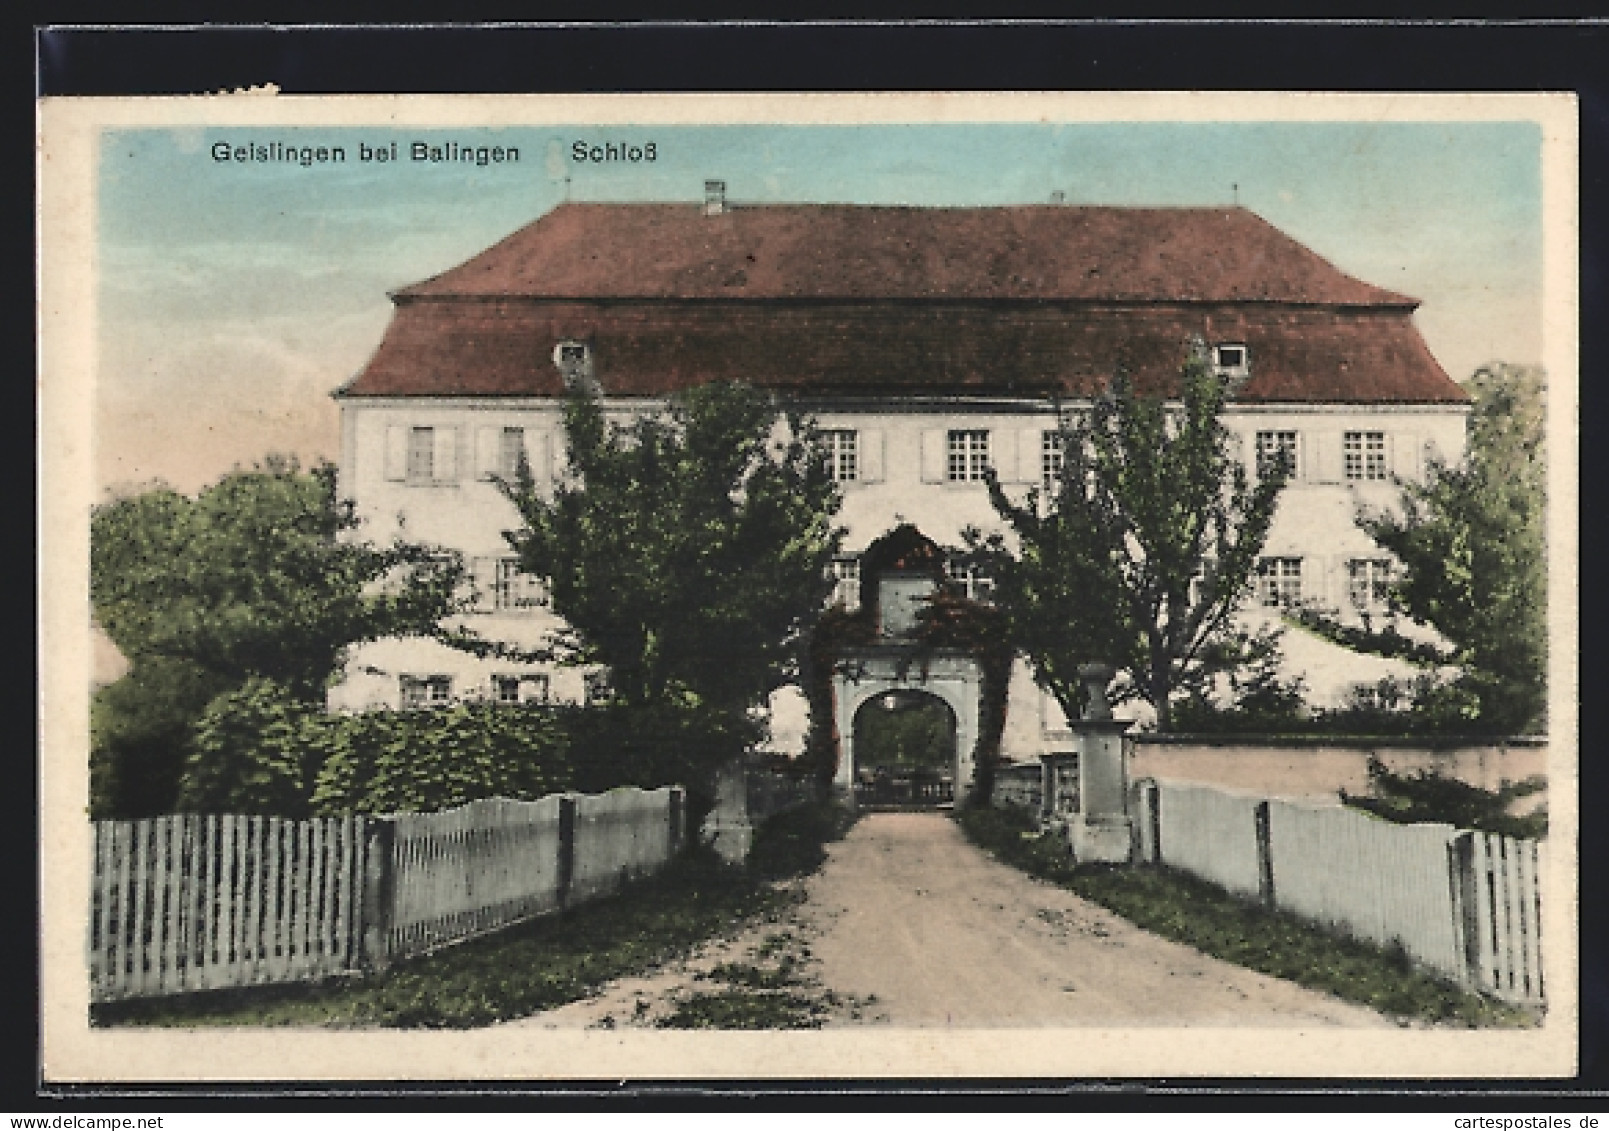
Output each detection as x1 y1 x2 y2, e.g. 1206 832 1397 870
975 349 1287 731
92 456 467 702
1355 363 1547 734
89 456 469 815
90 658 234 818
503 383 843 793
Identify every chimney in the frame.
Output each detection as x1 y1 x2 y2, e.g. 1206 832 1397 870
703 180 727 216
1049 190 1066 205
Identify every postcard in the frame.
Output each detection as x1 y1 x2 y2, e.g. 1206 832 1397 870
38 91 1580 1083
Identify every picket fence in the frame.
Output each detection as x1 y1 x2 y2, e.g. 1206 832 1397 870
1136 779 1544 1004
90 787 686 1004
89 814 367 1003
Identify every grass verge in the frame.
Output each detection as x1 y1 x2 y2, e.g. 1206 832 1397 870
95 801 854 1029
957 804 1537 1028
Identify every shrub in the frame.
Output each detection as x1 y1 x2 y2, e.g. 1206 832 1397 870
310 702 573 815
179 677 314 816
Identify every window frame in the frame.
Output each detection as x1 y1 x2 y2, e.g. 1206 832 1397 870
946 429 990 482
1343 430 1388 481
823 429 859 483
494 673 551 704
829 556 862 610
1040 429 1065 493
1255 557 1303 609
944 559 995 604
406 426 435 484
1255 430 1299 482
498 426 526 481
1347 557 1393 612
1213 343 1250 376
400 674 452 709
492 557 549 611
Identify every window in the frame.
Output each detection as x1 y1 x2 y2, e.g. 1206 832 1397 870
1213 343 1249 375
400 674 451 709
499 427 526 480
493 558 549 610
1212 344 1250 378
945 560 995 603
1349 682 1402 711
1347 558 1393 611
555 340 589 367
406 427 435 483
824 430 859 482
1041 430 1065 493
947 430 990 482
830 557 861 610
1344 431 1388 481
1256 558 1303 608
1256 430 1299 481
494 673 551 704
583 671 612 705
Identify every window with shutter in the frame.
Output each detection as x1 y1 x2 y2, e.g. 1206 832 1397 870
406 427 434 483
499 427 526 479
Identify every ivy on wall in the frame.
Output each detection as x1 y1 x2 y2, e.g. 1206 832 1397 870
801 525 1014 805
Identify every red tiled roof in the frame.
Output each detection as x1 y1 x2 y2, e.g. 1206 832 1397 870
344 299 1467 404
397 202 1417 305
342 202 1468 405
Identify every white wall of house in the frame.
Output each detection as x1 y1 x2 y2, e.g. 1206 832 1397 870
331 394 1470 739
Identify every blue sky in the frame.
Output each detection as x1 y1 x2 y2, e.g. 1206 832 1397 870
96 120 1542 495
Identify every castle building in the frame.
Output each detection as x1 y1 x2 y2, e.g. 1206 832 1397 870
329 183 1470 769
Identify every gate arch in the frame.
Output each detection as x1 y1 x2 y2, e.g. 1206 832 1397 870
850 688 958 807
832 653 984 800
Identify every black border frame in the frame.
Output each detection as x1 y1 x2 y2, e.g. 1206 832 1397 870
28 17 1609 1108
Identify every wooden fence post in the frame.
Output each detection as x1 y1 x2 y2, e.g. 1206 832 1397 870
360 818 396 974
668 787 685 857
1448 830 1480 991
1254 800 1276 909
557 795 577 907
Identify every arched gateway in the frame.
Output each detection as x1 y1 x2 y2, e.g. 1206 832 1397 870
817 526 998 806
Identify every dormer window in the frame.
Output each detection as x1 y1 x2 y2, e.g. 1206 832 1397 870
553 339 597 393
1213 343 1249 376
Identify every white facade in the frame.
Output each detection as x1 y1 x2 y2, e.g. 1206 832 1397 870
331 388 1469 755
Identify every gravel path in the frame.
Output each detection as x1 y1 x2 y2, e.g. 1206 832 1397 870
513 811 1392 1029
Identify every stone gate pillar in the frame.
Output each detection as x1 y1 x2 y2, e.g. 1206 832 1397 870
1068 663 1135 864
703 759 753 864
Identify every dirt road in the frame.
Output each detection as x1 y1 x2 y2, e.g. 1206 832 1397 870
516 811 1391 1029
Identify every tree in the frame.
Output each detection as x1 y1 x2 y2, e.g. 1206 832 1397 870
89 456 469 815
503 382 843 789
975 349 1287 731
1356 362 1547 734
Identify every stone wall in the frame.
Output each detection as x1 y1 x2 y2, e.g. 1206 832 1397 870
1129 737 1547 805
